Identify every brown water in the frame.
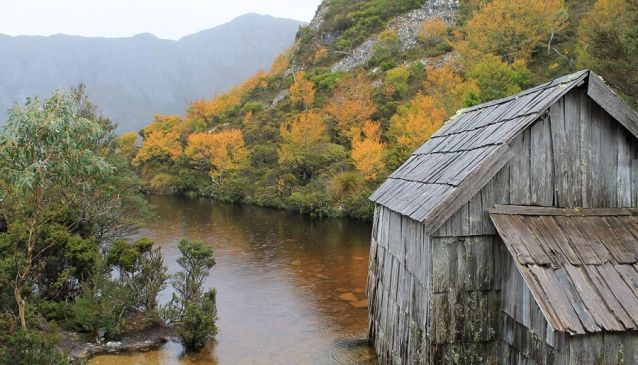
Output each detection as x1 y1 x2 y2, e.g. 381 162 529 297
89 195 377 365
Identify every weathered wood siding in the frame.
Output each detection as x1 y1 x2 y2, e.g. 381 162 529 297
435 86 638 234
430 235 501 363
368 205 431 364
369 87 638 364
507 87 638 209
500 244 557 363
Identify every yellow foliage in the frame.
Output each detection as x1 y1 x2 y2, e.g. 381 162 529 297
384 67 410 95
269 53 289 76
289 71 316 108
314 47 329 62
116 131 138 158
390 94 447 153
186 71 268 125
418 18 449 46
133 115 183 166
324 72 376 136
424 65 479 116
187 89 242 124
185 129 249 178
351 121 385 180
455 0 567 65
278 111 327 164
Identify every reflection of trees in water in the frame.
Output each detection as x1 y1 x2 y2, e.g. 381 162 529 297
147 195 372 331
138 196 375 362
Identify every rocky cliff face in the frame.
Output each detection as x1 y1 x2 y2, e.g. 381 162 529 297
331 0 459 71
295 0 459 73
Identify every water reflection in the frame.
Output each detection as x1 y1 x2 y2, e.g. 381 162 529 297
89 195 377 365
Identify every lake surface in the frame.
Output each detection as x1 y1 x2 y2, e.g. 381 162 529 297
89 195 377 365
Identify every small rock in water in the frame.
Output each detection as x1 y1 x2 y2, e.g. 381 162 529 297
352 288 365 294
350 299 368 309
291 259 301 266
106 341 121 348
338 292 358 302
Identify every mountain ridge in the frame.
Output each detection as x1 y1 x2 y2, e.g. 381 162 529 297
0 14 304 131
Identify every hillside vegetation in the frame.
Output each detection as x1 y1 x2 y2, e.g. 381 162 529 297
129 0 638 220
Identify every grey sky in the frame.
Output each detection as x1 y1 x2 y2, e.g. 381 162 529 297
0 0 322 40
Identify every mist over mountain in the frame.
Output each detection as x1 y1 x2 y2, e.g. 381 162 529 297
0 13 303 131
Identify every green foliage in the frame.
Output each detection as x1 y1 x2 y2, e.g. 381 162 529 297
384 67 410 97
466 54 532 102
329 171 366 202
0 90 115 329
576 0 638 106
69 264 129 338
107 238 168 314
0 326 68 365
324 0 425 52
370 30 402 70
340 191 375 220
308 69 343 92
0 86 157 359
177 289 218 351
289 185 333 217
162 239 218 350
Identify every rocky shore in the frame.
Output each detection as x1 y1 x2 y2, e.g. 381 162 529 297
58 323 175 364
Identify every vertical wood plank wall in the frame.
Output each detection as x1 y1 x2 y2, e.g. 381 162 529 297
368 87 638 364
368 205 431 364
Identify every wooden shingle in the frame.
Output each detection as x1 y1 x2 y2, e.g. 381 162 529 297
490 206 638 334
370 70 592 234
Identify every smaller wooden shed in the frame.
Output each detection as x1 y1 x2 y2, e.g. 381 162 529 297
367 70 638 364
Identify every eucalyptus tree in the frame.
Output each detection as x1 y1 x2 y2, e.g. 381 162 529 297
0 91 113 330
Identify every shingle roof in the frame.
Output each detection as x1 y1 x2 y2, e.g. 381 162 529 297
370 70 638 234
490 205 638 334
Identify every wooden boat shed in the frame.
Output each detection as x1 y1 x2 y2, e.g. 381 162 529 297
367 70 638 364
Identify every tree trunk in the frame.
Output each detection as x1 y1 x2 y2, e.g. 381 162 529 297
14 286 26 330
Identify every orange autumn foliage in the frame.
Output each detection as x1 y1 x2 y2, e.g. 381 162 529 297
455 0 567 65
269 53 290 76
133 115 184 166
278 111 328 165
188 90 242 124
417 18 449 46
389 94 447 154
314 47 329 62
424 65 479 116
185 129 249 178
186 71 268 124
324 72 376 136
351 121 385 180
289 71 315 108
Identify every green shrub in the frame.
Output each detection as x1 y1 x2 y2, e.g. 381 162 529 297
0 327 68 365
341 192 375 220
370 30 402 70
162 239 218 350
177 289 218 351
289 187 333 217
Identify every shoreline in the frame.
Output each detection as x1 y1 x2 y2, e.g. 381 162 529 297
59 323 176 364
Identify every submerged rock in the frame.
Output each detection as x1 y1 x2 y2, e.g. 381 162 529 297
350 299 368 309
338 292 358 302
